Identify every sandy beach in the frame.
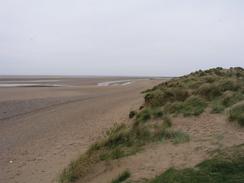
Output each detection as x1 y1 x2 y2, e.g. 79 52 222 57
0 77 163 183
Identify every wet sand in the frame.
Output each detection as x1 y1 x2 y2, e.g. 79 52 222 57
0 77 163 183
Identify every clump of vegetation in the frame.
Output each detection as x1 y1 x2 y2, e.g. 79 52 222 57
164 96 207 116
129 110 137 119
135 107 164 124
147 144 244 183
59 119 189 183
111 170 131 183
180 96 207 116
144 87 189 107
211 100 225 113
151 108 164 118
162 116 172 128
222 91 244 107
141 67 243 119
196 83 221 100
136 109 152 123
171 131 190 144
228 101 244 126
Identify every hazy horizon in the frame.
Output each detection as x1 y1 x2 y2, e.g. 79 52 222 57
0 66 241 78
1 1 244 76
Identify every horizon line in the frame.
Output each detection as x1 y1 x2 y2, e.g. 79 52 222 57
0 74 175 78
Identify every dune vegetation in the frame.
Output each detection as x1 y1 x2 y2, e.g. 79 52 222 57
59 67 244 183
59 119 189 183
147 144 244 183
111 170 131 183
139 67 244 125
228 101 244 126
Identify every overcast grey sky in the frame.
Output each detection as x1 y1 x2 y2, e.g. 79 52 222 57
0 0 243 76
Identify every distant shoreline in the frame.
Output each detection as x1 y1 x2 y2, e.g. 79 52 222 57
0 75 173 80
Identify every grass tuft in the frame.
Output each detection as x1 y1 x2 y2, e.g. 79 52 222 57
136 109 152 123
171 131 190 144
228 101 244 126
111 170 131 183
179 96 207 116
197 83 221 100
163 96 207 116
163 116 172 128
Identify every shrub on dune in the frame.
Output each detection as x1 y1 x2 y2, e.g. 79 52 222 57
217 79 241 92
197 83 221 100
136 108 152 123
222 91 244 107
228 101 244 126
163 96 207 116
144 87 189 107
179 96 207 116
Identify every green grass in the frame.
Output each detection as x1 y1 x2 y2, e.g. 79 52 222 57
135 108 164 124
151 108 164 118
178 96 207 116
144 87 189 107
228 101 244 126
136 109 152 123
59 153 99 183
112 170 131 183
142 67 244 119
163 96 207 116
148 144 244 183
197 83 222 100
211 91 244 114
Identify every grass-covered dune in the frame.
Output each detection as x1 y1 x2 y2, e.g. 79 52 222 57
138 67 244 126
59 67 244 183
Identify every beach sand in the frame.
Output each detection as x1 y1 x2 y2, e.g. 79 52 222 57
0 77 163 183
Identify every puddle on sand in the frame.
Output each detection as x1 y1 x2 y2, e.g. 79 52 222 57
97 80 132 86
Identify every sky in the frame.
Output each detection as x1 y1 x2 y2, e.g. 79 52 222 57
0 0 244 76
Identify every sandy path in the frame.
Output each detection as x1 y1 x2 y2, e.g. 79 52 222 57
0 79 162 183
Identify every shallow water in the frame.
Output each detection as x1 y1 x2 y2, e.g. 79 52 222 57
97 80 132 86
0 84 62 87
0 80 59 83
